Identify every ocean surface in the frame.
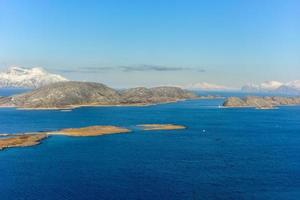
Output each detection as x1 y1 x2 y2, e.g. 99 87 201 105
0 90 300 200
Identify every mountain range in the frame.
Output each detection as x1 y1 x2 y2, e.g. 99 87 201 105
0 67 299 95
0 67 68 88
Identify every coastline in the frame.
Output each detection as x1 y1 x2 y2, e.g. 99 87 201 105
0 97 228 111
220 106 277 109
5 99 187 111
3 98 300 111
221 104 300 109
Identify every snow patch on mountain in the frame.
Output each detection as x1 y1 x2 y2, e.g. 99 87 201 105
0 67 68 88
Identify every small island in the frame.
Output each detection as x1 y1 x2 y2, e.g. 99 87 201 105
0 126 130 150
0 134 47 150
138 124 186 131
223 96 300 109
0 124 186 151
48 126 131 137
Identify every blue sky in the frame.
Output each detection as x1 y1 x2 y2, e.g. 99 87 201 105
0 0 299 88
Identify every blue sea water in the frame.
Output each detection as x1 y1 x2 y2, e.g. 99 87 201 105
0 91 300 200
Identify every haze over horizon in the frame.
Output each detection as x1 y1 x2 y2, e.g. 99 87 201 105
1 0 299 88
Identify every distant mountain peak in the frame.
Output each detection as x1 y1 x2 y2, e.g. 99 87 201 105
0 67 68 88
241 80 300 95
260 81 283 90
183 82 236 91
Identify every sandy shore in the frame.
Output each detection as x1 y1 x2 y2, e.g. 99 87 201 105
138 124 186 131
0 134 47 150
48 126 131 137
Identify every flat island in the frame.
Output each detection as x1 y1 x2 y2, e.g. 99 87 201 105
48 126 131 136
0 124 184 151
0 126 129 151
138 124 186 131
0 134 47 150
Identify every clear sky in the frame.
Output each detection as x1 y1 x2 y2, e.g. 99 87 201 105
0 0 299 88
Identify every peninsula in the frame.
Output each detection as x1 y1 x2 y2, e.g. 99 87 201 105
223 96 300 109
0 81 197 109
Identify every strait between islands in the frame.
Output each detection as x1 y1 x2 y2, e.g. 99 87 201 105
0 124 186 151
0 81 193 151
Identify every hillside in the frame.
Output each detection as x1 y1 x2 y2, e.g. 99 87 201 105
223 96 300 109
0 81 197 109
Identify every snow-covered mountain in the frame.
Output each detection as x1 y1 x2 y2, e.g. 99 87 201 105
260 81 283 90
0 67 68 88
242 80 300 95
285 80 300 89
242 81 283 92
184 82 236 91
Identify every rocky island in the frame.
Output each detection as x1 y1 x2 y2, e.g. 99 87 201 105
138 124 186 130
0 134 47 150
48 126 130 136
0 124 186 150
0 126 130 150
223 96 300 109
0 81 197 109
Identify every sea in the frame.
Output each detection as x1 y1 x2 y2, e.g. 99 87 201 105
0 89 300 200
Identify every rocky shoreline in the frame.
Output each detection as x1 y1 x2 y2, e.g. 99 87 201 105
12 100 184 110
223 96 300 109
